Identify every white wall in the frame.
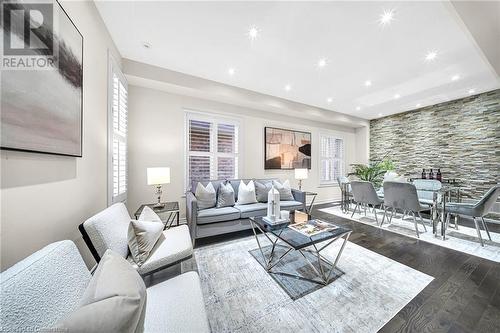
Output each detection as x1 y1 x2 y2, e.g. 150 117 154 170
127 85 368 218
0 1 121 270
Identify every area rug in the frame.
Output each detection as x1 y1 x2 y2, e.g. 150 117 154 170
193 236 433 333
319 206 500 263
249 244 344 300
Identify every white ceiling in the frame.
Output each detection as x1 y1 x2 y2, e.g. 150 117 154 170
95 1 499 120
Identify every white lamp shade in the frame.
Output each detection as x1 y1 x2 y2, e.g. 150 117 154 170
295 168 308 180
147 167 170 185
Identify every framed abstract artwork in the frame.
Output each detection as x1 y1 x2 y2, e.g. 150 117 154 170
1 0 83 157
264 127 311 170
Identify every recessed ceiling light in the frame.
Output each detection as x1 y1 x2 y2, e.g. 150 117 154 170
228 67 235 76
468 88 476 94
364 80 372 87
425 51 437 61
379 9 395 26
394 94 400 99
142 42 152 49
326 97 333 103
378 113 383 117
284 84 291 91
451 74 460 81
317 58 327 68
247 26 259 41
356 106 361 111
416 103 421 107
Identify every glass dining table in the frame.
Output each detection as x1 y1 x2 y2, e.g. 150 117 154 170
339 181 462 240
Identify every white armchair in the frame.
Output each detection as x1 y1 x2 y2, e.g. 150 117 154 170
79 203 193 276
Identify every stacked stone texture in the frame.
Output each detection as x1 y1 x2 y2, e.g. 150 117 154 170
370 89 500 201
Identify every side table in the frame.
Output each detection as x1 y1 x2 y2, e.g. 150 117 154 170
305 191 318 214
134 201 180 229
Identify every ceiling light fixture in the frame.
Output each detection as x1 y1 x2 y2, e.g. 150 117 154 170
284 84 291 92
468 88 475 94
451 74 460 81
326 97 333 103
364 80 372 87
142 42 152 49
394 94 401 99
379 9 395 26
228 68 235 76
425 51 437 61
416 103 421 108
317 58 327 68
356 106 361 111
247 26 259 41
378 113 383 117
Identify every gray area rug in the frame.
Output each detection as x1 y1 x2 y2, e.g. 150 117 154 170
192 235 433 333
249 244 344 300
320 206 500 262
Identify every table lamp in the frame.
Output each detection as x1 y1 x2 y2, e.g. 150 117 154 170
147 167 170 208
295 168 308 191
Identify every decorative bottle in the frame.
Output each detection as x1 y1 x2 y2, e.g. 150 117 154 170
436 169 442 182
421 169 426 179
267 185 281 221
429 169 434 180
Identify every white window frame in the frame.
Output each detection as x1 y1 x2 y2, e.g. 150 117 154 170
184 110 241 190
107 53 128 205
319 133 345 186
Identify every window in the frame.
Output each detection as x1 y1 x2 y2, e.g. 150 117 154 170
186 113 239 189
320 135 344 185
108 55 128 204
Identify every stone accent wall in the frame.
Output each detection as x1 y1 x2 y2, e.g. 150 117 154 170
370 89 500 200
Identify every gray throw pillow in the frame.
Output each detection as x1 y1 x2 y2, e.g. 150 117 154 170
128 219 164 266
254 181 272 202
55 250 147 333
217 182 235 208
195 182 216 210
273 180 295 201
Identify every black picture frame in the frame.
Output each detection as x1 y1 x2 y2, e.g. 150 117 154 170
264 127 312 170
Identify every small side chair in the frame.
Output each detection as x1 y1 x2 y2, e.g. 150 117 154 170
445 185 500 247
350 181 384 223
382 181 428 238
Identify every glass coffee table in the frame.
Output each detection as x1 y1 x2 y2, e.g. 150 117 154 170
249 214 352 286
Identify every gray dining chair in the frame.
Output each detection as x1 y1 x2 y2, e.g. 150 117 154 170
381 181 428 238
445 185 500 247
337 176 353 210
350 181 384 223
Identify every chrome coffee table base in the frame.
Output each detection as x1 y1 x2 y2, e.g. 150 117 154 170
250 220 351 286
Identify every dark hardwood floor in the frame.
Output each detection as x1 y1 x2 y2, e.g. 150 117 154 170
147 203 500 333
310 203 500 333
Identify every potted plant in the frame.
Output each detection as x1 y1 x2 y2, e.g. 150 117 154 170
348 158 395 189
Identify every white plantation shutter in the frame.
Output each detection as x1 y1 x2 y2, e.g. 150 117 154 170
108 56 128 204
320 135 344 185
186 113 239 189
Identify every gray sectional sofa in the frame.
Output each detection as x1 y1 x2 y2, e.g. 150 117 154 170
186 178 306 242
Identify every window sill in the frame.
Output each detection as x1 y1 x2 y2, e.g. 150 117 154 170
317 184 340 188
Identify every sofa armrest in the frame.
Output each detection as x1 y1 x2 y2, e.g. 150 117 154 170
291 189 306 211
186 192 198 241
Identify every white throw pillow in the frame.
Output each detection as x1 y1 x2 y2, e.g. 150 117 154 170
273 180 295 201
195 182 216 210
138 206 162 223
128 220 164 266
236 180 257 205
54 250 147 333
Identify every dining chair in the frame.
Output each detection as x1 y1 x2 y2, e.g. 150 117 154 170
381 181 428 237
413 179 442 226
350 181 384 223
337 176 353 210
445 185 500 247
